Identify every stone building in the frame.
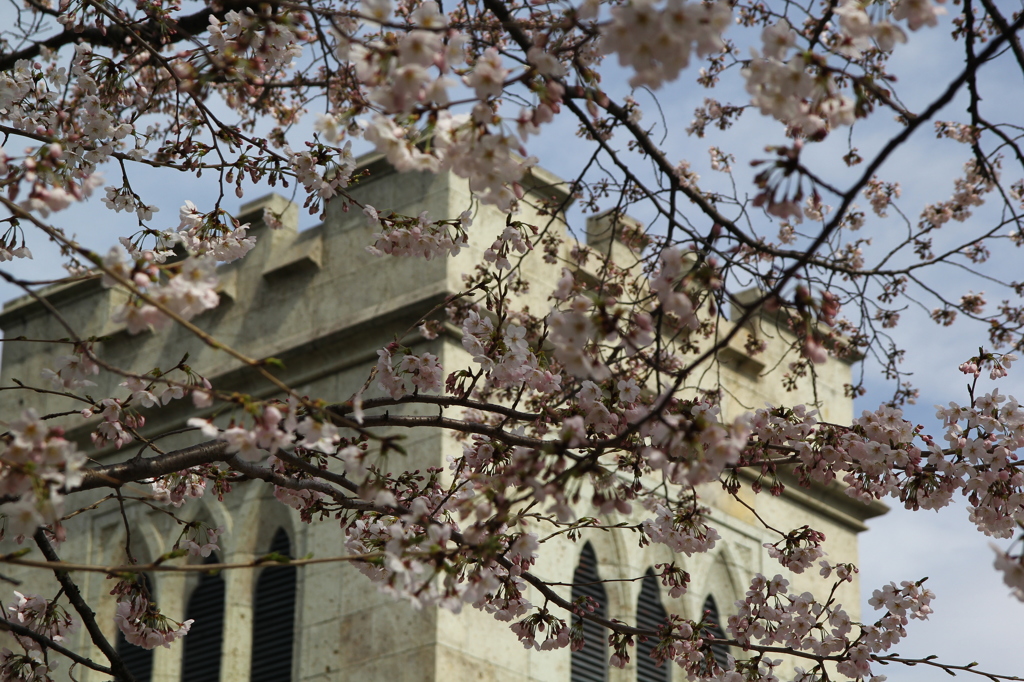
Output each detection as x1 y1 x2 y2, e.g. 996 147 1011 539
0 155 885 681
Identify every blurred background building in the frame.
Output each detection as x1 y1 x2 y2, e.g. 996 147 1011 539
0 156 885 681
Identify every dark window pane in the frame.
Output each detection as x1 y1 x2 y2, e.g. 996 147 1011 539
570 543 608 682
181 554 225 682
251 528 296 682
702 595 730 669
636 569 669 682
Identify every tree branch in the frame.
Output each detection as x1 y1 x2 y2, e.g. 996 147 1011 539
0 618 114 676
32 530 135 682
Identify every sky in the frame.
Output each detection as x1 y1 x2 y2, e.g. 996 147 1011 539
1 4 1023 682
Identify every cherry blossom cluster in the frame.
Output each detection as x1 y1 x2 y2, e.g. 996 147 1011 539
341 480 551 623
6 140 104 220
433 111 538 212
207 7 305 75
364 109 538 211
345 507 463 610
0 410 86 537
289 142 357 202
483 223 534 271
509 610 571 651
70 365 209 451
120 376 187 411
173 201 257 263
548 296 610 380
0 51 110 217
742 29 856 137
178 523 224 558
742 360 1024 545
346 1 458 116
366 207 469 260
892 0 948 31
833 1 908 57
599 0 731 89
459 312 561 394
151 468 208 507
6 591 77 651
376 347 444 399
641 501 720 557
272 469 326 513
111 579 193 650
918 159 997 232
186 399 342 474
100 248 221 334
727 572 932 680
641 400 752 487
992 544 1024 600
82 398 141 450
103 185 160 223
0 649 53 682
339 3 540 211
0 227 32 262
40 347 98 392
650 247 700 331
863 177 902 218
763 526 826 574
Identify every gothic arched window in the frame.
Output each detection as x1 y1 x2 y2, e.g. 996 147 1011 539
702 595 730 669
181 554 225 682
250 527 297 682
636 569 669 682
115 573 154 682
570 542 608 682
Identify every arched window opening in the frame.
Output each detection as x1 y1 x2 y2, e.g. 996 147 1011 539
250 527 297 682
636 569 669 682
181 554 225 682
115 573 154 682
570 542 608 682
702 595 730 669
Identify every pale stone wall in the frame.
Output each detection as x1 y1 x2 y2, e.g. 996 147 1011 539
0 156 884 681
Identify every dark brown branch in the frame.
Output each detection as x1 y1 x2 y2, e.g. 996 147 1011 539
0 4 223 73
75 440 230 493
328 395 541 422
0 618 114 675
355 413 556 450
272 450 359 494
975 0 1024 78
33 530 135 682
225 455 387 513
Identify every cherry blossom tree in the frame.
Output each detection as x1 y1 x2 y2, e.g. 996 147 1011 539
1 0 1024 680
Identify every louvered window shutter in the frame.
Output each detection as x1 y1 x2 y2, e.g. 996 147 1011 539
115 574 154 682
181 554 225 682
570 543 608 682
250 528 297 682
636 569 669 682
702 595 730 668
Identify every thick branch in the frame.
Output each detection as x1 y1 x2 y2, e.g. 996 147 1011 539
74 440 230 492
32 530 135 682
355 412 556 450
0 618 114 675
328 395 541 422
225 455 388 513
0 4 223 73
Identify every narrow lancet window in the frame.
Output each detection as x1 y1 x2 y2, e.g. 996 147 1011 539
251 527 297 682
636 568 669 682
570 542 608 682
181 554 225 682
